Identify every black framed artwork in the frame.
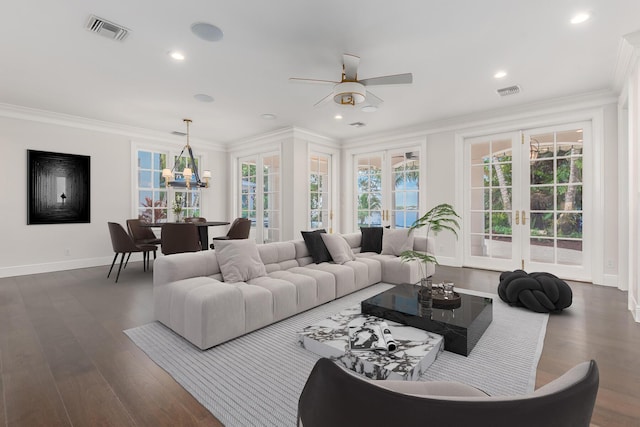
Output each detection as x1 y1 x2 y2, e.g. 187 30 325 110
27 150 91 225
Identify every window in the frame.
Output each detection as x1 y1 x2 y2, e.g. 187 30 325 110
136 150 168 222
135 148 203 222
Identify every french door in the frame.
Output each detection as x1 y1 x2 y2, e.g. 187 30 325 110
239 153 281 243
309 153 333 232
355 149 420 229
464 122 591 281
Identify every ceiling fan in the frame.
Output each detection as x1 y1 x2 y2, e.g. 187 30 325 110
290 53 413 108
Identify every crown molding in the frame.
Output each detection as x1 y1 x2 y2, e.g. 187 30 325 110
0 102 227 151
613 30 640 93
342 90 617 148
230 126 340 151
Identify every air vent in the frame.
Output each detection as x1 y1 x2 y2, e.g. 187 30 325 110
86 15 129 41
171 131 187 136
349 122 366 128
497 85 521 97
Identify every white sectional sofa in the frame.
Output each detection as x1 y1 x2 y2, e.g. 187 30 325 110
153 232 435 350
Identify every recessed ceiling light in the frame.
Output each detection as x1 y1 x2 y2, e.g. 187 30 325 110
191 22 224 42
570 12 590 24
261 113 277 120
494 71 507 79
361 105 378 113
169 51 185 61
194 94 214 103
576 129 583 133
334 114 343 120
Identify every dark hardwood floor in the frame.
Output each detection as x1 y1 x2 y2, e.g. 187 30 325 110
0 263 638 426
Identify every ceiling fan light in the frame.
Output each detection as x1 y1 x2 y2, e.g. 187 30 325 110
333 82 366 105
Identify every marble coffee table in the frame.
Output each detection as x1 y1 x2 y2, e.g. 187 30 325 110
297 305 444 380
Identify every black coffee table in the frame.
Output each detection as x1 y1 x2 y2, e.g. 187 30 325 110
361 283 492 356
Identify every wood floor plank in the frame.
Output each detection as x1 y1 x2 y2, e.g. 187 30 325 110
0 264 637 426
3 364 71 427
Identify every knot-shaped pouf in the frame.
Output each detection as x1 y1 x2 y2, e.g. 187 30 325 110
498 270 572 313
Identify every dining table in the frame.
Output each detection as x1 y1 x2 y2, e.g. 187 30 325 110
142 221 230 250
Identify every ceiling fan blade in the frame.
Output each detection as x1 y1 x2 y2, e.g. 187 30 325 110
289 77 339 85
342 54 360 81
313 92 334 108
364 91 384 106
360 73 413 86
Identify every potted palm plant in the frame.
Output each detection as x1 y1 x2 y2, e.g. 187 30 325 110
400 203 461 293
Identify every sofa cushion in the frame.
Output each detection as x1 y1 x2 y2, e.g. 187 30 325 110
321 233 355 264
361 227 384 253
381 228 414 256
215 240 267 283
301 229 332 264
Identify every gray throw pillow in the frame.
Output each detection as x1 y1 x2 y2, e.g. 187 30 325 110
381 228 415 256
320 233 356 264
215 240 267 282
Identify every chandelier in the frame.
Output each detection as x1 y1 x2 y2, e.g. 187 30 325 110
162 119 211 188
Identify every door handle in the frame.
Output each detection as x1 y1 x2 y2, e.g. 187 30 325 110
522 210 527 225
515 210 519 225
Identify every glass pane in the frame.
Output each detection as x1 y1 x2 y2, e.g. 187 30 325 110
138 151 151 169
393 192 405 209
557 240 583 265
153 152 167 170
470 165 489 188
471 141 490 164
405 191 418 209
310 193 319 209
154 191 167 207
405 211 418 226
557 213 582 238
490 163 512 186
487 236 512 259
530 159 554 185
470 212 488 234
530 186 554 211
470 234 489 256
491 187 512 210
153 171 164 188
138 191 152 207
530 238 554 263
556 157 583 183
470 189 490 210
138 171 152 188
491 212 511 236
557 185 582 211
393 172 405 189
530 213 554 237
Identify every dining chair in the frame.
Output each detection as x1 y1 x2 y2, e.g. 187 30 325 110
107 222 157 282
210 217 251 249
161 223 202 255
126 218 161 262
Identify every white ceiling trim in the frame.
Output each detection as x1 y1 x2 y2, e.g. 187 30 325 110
341 89 617 149
0 102 227 151
613 30 640 92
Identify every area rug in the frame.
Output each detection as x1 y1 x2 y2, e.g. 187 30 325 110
125 283 548 427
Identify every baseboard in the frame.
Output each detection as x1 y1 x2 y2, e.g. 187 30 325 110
0 253 147 278
629 292 640 323
600 274 619 287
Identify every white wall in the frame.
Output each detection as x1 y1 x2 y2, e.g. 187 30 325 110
0 109 227 278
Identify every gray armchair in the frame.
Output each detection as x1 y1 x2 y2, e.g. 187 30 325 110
298 358 598 427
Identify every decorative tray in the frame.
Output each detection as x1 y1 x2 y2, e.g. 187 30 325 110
431 286 462 309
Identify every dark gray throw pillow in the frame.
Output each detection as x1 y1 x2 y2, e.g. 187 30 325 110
301 229 332 264
360 227 384 253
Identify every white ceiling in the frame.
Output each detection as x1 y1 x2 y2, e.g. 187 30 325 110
1 0 639 144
